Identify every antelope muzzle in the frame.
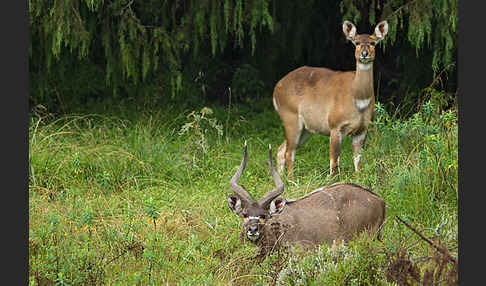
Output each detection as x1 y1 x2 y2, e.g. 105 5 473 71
244 217 264 241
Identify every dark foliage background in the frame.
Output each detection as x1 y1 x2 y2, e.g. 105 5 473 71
29 0 457 116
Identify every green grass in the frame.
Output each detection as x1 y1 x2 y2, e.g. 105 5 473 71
29 97 457 285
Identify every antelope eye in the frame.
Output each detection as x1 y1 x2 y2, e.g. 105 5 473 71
370 42 376 46
355 42 361 45
242 213 248 218
259 215 266 219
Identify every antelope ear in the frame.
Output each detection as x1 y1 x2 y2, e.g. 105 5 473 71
269 198 286 215
227 194 243 215
373 20 388 42
342 21 357 43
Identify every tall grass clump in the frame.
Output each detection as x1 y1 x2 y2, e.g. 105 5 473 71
274 235 387 286
367 93 457 227
29 89 457 285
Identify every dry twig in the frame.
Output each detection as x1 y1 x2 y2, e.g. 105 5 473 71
395 216 456 264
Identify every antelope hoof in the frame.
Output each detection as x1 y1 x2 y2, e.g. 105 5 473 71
329 165 340 178
329 169 336 178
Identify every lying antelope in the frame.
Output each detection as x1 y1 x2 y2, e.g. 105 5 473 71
273 20 389 177
227 142 386 256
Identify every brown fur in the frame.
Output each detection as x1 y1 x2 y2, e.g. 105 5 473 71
273 21 388 177
246 183 386 256
228 144 386 257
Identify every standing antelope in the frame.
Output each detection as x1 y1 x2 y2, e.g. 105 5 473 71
227 142 386 256
273 20 389 177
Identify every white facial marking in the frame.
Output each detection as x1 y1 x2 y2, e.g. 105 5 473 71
272 97 279 112
247 231 260 241
248 216 260 220
358 63 372 70
355 98 371 110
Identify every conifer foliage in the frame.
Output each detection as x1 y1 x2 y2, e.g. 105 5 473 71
29 0 457 110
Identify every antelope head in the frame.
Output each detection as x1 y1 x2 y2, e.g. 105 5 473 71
227 142 285 242
343 20 388 65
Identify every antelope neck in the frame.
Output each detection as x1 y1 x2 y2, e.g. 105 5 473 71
353 61 374 100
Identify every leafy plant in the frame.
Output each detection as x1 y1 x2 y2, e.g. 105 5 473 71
178 107 223 154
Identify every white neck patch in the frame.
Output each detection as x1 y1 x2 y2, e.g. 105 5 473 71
355 98 372 110
358 63 372 70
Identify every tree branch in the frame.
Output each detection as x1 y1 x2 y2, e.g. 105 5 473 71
395 216 456 264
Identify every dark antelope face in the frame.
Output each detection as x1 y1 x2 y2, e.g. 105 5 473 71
226 142 286 242
343 20 388 64
227 195 286 241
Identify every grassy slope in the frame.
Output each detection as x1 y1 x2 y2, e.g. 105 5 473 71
29 98 457 285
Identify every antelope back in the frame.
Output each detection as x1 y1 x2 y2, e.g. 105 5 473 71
226 143 386 253
259 183 386 249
